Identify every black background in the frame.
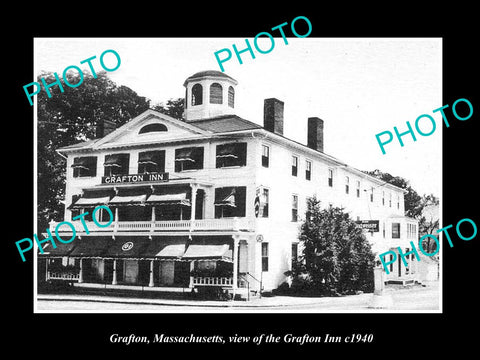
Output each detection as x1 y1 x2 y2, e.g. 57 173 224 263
6 4 479 355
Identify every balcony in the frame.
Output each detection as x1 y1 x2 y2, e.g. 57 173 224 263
49 217 256 234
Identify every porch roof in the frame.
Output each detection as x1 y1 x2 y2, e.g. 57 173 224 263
69 237 112 257
39 241 76 257
103 237 150 258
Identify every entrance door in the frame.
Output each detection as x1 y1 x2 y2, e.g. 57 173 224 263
138 260 150 286
124 260 138 284
104 259 113 284
159 261 175 286
173 261 190 287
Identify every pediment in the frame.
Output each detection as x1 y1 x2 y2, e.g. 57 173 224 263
92 109 210 149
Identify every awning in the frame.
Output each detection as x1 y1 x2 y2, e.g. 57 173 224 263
71 156 96 169
146 192 191 206
182 244 233 262
109 194 147 206
70 196 111 209
142 237 188 260
39 241 76 257
175 148 196 162
69 237 112 257
216 143 239 159
103 237 150 258
104 153 128 167
214 188 236 207
138 151 163 165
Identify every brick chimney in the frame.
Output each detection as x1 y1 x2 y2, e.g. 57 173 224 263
263 98 284 135
307 117 324 152
96 119 116 138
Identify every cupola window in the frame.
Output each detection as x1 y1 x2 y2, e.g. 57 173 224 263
228 86 235 107
192 84 203 106
210 83 223 104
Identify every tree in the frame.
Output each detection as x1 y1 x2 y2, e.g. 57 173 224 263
152 98 185 120
294 196 375 295
364 169 423 218
418 194 440 254
37 70 151 232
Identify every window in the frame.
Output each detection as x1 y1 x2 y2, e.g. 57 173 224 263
291 194 298 222
383 222 386 238
397 195 400 209
214 186 246 218
389 193 392 207
392 223 401 238
345 176 350 194
356 180 361 198
191 84 203 106
306 160 312 180
262 145 269 168
138 150 165 174
228 86 235 107
210 83 223 104
138 123 167 134
407 223 417 239
261 243 269 272
260 188 269 218
175 147 204 172
328 169 333 187
72 156 97 178
292 156 298 176
370 187 374 202
104 153 129 176
291 243 298 268
216 142 247 168
382 191 385 206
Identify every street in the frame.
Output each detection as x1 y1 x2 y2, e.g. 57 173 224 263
36 282 440 312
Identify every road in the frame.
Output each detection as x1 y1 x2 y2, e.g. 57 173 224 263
36 282 440 312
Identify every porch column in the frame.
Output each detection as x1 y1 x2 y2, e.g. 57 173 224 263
114 207 119 233
112 259 118 285
190 184 198 230
151 206 156 232
232 235 239 299
189 261 195 288
45 258 49 281
78 258 84 283
149 260 155 287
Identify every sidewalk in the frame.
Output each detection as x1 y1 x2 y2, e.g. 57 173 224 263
36 281 440 311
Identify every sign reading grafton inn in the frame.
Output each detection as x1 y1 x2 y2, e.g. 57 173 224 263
102 172 169 184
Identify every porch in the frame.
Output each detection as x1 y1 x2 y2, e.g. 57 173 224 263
49 217 255 235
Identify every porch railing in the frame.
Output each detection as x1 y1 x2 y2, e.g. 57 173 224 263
46 271 80 281
191 276 233 287
50 218 255 234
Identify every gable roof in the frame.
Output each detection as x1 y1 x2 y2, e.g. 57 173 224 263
57 109 212 153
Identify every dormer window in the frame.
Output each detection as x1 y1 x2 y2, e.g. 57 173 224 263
210 83 223 104
138 123 168 134
192 83 203 106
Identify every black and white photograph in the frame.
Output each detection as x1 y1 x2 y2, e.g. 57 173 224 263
6 7 479 355
33 37 442 313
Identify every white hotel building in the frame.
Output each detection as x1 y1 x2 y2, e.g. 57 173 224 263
40 70 419 298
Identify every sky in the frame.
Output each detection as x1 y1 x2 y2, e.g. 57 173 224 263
34 37 442 198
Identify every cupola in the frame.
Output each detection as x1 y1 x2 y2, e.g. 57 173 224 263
183 70 238 122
